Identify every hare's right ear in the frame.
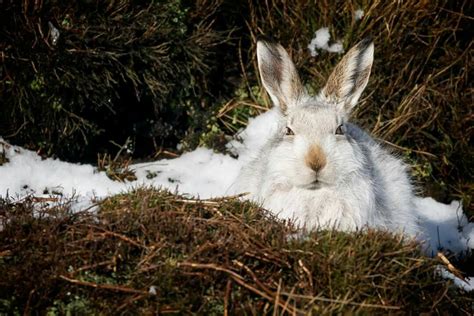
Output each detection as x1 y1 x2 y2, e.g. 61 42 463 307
321 38 374 115
257 39 305 114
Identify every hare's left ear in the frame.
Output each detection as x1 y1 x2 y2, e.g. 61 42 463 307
257 39 306 114
321 38 374 115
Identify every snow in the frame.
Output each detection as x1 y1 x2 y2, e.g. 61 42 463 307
226 109 281 162
131 147 240 198
439 268 474 292
307 27 344 57
0 108 473 290
148 285 158 296
308 12 366 57
0 143 123 198
354 9 364 21
416 197 474 254
0 141 239 201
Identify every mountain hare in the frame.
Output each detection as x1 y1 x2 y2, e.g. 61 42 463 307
235 38 419 236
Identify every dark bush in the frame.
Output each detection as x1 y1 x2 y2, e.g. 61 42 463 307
0 0 231 160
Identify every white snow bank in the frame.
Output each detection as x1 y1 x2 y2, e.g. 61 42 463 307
1 108 473 290
131 147 240 198
226 108 281 162
307 27 344 57
0 142 240 201
0 142 123 198
416 197 474 254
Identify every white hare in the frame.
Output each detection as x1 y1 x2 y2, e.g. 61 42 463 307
234 38 419 236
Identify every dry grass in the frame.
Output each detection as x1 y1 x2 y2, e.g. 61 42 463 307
0 189 472 314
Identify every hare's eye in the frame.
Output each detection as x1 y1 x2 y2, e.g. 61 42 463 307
285 127 294 136
335 124 344 135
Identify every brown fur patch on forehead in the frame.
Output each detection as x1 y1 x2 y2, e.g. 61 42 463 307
305 144 327 172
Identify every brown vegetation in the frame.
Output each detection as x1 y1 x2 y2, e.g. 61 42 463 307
0 189 472 314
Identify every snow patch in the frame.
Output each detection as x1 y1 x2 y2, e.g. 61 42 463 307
131 147 241 198
438 268 474 292
226 108 281 162
307 27 344 57
416 197 474 254
354 9 364 21
0 142 123 199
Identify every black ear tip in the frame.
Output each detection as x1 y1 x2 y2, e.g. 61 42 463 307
359 37 373 48
256 35 277 46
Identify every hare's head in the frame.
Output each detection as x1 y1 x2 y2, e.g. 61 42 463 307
257 38 374 189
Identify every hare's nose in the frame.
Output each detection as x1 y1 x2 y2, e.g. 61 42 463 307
305 144 326 173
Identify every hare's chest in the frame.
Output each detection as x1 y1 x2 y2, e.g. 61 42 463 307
261 187 356 230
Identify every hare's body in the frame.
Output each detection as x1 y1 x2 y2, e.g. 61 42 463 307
235 38 419 235
237 121 418 234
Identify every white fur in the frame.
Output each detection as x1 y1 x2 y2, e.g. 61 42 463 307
234 39 420 236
